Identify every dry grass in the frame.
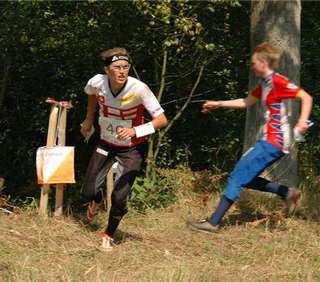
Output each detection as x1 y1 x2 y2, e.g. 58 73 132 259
1 168 320 282
1 196 320 282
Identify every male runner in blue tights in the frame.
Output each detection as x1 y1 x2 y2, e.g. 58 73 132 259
189 42 313 233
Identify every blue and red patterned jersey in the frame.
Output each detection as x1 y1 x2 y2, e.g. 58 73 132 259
251 72 302 153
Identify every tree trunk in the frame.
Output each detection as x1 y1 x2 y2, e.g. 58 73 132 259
244 0 301 186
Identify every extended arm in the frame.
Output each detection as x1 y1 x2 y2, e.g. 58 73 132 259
202 94 259 113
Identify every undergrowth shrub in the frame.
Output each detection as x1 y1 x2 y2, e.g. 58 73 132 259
129 174 177 211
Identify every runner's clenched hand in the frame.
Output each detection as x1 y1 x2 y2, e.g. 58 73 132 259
80 119 94 138
116 128 136 140
295 120 309 134
202 100 221 113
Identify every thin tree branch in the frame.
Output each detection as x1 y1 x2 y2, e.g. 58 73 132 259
131 64 141 81
163 64 204 135
161 93 208 106
154 64 205 160
157 50 168 102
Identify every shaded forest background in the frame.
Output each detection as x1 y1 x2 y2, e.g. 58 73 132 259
0 1 319 208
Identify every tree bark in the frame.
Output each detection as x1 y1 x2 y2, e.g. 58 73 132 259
244 0 301 186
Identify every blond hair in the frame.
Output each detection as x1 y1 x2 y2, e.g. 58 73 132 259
253 42 281 69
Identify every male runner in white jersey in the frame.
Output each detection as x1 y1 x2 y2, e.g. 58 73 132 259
81 47 168 249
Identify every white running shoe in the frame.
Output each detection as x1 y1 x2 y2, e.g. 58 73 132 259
100 231 115 251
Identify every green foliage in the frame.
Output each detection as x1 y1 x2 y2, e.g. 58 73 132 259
155 134 191 168
0 0 248 193
299 2 320 182
129 175 176 211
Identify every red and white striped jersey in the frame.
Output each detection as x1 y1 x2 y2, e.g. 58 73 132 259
251 72 302 153
84 74 164 147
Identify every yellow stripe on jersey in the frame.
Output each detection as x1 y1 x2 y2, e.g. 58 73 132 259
119 92 137 106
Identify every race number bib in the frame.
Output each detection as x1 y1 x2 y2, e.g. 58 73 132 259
99 117 132 146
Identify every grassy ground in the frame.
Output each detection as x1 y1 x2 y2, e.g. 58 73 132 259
1 168 320 282
1 192 320 282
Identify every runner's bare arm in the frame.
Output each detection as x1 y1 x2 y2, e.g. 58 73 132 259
295 90 313 133
202 95 258 113
80 95 97 137
151 113 168 130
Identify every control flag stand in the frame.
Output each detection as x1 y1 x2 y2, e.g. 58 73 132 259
39 97 73 216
